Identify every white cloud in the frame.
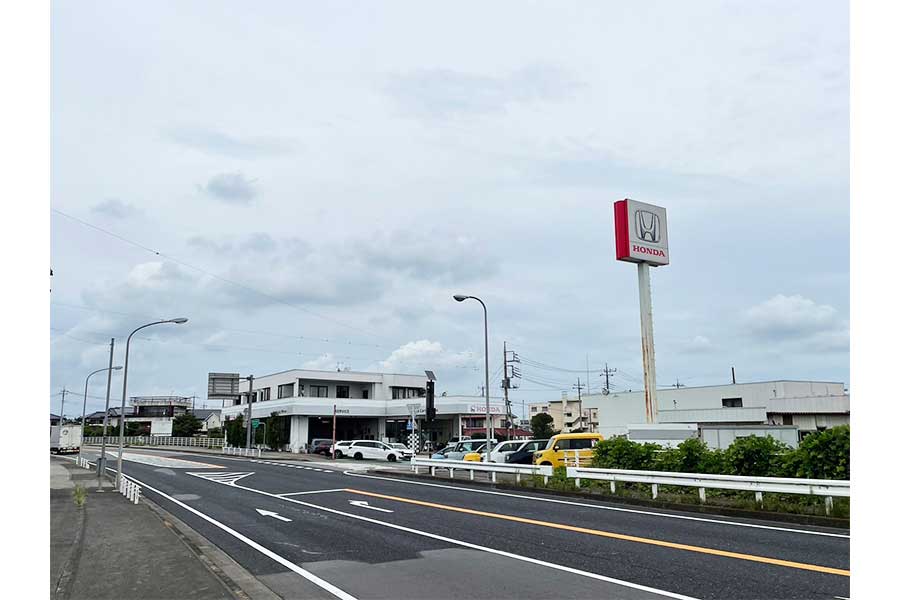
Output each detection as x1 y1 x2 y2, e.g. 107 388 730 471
199 173 259 204
744 294 840 338
373 340 475 374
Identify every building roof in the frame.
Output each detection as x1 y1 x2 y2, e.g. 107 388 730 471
251 367 426 381
190 409 221 421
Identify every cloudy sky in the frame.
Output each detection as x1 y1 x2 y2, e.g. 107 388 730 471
50 1 848 419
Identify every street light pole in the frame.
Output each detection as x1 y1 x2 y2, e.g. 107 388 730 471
454 294 493 462
244 375 254 450
116 318 188 487
98 337 116 482
80 364 122 460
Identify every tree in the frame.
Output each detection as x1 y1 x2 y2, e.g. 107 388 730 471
530 413 556 439
172 413 203 437
223 415 246 446
781 425 849 480
592 436 659 470
264 413 290 450
723 435 790 476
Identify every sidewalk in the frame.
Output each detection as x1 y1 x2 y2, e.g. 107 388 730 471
50 457 248 600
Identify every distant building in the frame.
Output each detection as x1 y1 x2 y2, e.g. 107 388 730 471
529 380 849 448
219 368 516 452
50 413 60 426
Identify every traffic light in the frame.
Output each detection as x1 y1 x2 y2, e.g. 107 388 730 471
425 380 436 422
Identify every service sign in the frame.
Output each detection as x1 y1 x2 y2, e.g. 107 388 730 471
614 199 670 266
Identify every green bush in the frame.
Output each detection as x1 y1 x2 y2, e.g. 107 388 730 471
592 436 660 470
723 435 790 476
781 426 849 480
651 438 725 474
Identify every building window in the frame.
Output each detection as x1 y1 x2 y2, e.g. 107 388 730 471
311 385 328 398
542 407 548 413
362 389 369 399
531 406 538 412
391 387 424 399
298 383 305 397
277 383 294 399
260 388 271 402
722 397 743 408
336 385 350 399
783 414 793 425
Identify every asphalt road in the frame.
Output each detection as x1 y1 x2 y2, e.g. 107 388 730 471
78 448 850 600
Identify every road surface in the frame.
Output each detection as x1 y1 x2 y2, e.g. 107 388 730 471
76 448 849 600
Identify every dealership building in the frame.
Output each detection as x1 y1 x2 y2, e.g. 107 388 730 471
529 380 849 448
219 369 514 452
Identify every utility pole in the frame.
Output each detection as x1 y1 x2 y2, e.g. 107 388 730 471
58 388 68 425
572 378 584 432
501 344 520 439
244 375 254 450
601 363 617 393
502 342 510 440
673 378 685 389
731 367 736 385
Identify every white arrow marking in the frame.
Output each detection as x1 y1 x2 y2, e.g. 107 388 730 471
348 500 394 513
256 509 292 522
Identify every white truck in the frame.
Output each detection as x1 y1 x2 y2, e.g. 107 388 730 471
50 425 82 454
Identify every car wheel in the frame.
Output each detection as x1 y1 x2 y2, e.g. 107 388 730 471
539 461 552 466
334 450 343 459
353 452 363 460
387 454 396 462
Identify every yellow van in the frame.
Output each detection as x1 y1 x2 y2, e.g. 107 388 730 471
532 432 604 467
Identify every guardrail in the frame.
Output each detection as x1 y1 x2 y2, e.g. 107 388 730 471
222 446 262 458
411 458 553 483
566 465 850 514
83 436 225 448
411 453 849 516
72 455 141 504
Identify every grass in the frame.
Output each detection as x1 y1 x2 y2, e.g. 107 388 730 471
72 484 87 508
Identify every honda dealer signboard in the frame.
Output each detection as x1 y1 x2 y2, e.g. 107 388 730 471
614 199 670 266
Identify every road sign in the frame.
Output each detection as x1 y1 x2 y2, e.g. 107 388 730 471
252 419 260 429
208 372 240 398
406 420 413 431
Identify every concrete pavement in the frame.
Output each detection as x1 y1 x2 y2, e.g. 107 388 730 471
50 457 270 600
75 447 850 600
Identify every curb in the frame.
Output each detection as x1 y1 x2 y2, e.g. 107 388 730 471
373 469 851 530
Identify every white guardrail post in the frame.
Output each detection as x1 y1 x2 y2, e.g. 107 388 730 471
407 459 848 513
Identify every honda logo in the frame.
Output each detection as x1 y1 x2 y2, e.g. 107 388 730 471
635 210 660 243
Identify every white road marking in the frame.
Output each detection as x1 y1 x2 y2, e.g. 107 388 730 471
199 476 698 600
115 471 357 600
278 489 346 497
344 471 850 539
256 509 292 522
186 472 255 486
100 451 225 469
348 500 393 513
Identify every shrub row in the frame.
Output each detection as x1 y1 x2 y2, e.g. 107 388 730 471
590 425 849 480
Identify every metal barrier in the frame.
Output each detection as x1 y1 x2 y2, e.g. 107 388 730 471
411 458 553 483
83 436 225 448
411 454 849 516
565 466 850 515
222 446 262 458
119 476 141 504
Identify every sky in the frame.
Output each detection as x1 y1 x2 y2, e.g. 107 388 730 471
49 0 849 420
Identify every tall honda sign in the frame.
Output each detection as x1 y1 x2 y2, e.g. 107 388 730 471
614 199 669 423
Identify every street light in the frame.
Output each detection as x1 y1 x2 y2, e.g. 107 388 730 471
116 318 188 486
79 365 122 459
453 294 493 462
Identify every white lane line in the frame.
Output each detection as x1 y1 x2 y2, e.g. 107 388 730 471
344 471 850 539
275 489 347 497
209 478 697 600
116 471 357 600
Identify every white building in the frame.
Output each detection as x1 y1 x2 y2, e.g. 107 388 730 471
529 380 849 447
219 369 516 452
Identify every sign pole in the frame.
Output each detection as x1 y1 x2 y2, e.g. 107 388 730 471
637 262 659 423
331 404 337 461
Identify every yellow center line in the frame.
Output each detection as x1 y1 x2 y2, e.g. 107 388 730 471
344 488 849 577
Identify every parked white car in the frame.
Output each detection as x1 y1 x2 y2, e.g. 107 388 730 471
486 439 535 463
331 440 355 459
389 443 414 460
445 439 498 461
347 440 403 462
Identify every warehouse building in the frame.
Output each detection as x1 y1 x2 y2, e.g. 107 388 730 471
529 379 849 448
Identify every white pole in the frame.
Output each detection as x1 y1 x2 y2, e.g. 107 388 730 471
637 262 659 423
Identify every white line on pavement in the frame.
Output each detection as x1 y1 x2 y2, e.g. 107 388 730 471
205 477 699 600
116 472 357 600
343 471 850 539
278 489 347 497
